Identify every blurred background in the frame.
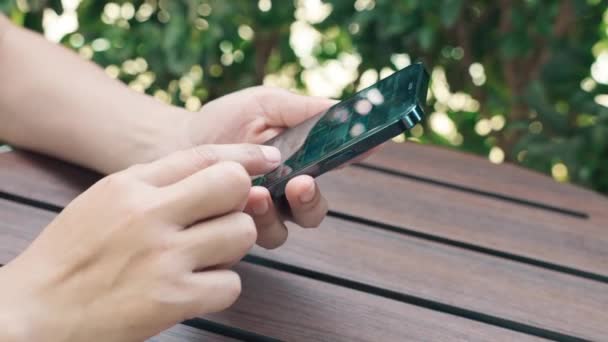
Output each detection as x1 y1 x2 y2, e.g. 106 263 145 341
1 0 607 194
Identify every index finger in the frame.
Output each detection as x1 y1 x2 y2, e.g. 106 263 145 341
127 144 281 187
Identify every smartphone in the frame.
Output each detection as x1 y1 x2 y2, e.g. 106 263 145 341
253 62 430 198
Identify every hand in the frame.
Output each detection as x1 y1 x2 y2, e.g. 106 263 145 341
177 87 337 249
0 144 280 342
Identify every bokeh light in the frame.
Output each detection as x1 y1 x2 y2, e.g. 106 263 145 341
552 163 569 183
12 0 607 193
489 147 505 164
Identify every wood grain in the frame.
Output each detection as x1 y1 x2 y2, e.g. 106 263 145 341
254 217 608 340
0 151 97 205
318 167 608 277
365 142 608 220
148 325 238 341
0 198 604 340
0 199 533 341
3 151 606 278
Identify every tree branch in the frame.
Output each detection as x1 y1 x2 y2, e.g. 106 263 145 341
528 0 574 80
253 30 280 84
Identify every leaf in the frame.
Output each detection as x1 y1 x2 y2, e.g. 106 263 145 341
48 0 64 15
5 0 608 194
0 2 12 13
499 33 529 59
440 0 463 28
418 26 435 51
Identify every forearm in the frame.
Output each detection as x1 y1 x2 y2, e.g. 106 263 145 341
0 17 190 174
0 13 9 44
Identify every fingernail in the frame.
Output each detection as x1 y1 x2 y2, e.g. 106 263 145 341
299 182 315 203
261 146 281 164
252 199 269 215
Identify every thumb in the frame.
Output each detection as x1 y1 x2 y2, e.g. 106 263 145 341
249 87 337 128
127 144 281 187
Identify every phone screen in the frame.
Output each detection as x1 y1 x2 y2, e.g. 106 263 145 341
254 63 428 195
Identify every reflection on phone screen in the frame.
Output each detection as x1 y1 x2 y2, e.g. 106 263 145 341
255 63 427 188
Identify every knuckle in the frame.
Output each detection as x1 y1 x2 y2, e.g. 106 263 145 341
250 86 288 111
94 173 168 221
243 144 264 161
122 205 149 225
233 213 257 248
126 163 147 175
153 233 180 255
96 172 132 192
125 192 148 210
192 271 242 315
220 160 248 177
218 161 251 189
191 146 219 169
223 272 242 304
150 275 193 312
123 195 163 222
188 272 242 316
249 85 283 99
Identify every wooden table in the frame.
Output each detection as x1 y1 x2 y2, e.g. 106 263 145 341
1 142 607 341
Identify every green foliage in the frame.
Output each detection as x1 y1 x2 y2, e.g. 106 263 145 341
2 0 608 194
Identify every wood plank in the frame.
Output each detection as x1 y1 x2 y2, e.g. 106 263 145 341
2 152 607 337
3 152 605 279
254 218 608 340
0 200 603 340
0 200 531 341
216 263 530 342
318 168 608 278
0 152 97 205
365 142 608 220
149 325 238 342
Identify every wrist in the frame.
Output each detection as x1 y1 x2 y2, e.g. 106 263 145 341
105 100 195 173
130 103 192 164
